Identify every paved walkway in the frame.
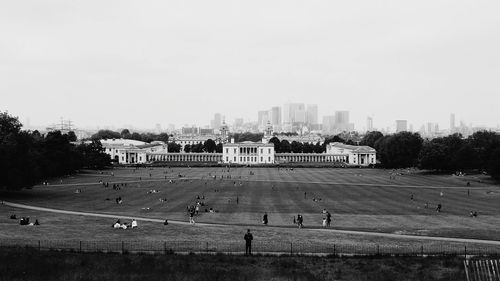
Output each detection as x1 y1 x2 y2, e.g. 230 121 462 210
3 200 500 246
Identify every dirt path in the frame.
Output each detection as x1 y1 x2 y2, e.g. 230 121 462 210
3 200 500 246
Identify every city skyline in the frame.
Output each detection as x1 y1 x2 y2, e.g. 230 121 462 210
2 1 500 131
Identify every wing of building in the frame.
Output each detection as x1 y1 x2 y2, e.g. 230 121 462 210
325 142 376 166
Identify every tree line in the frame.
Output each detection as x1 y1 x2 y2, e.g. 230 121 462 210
0 112 111 189
91 129 170 143
183 139 223 153
362 130 500 179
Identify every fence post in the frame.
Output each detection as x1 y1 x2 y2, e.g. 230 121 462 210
121 241 124 254
38 240 41 251
79 241 82 253
290 242 293 256
333 244 336 256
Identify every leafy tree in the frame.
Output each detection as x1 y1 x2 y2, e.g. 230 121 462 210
314 142 324 153
377 132 423 168
468 131 500 169
0 111 22 138
156 133 169 143
76 140 111 169
487 148 500 180
203 139 216 153
290 141 303 153
269 137 281 153
360 131 383 148
183 144 191 153
215 143 223 153
280 140 291 153
91 130 121 140
451 144 479 170
120 129 131 139
67 131 77 142
302 142 314 153
191 142 204 153
167 142 181 153
418 142 450 170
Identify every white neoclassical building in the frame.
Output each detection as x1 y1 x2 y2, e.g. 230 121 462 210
222 141 275 164
326 142 376 166
101 139 167 164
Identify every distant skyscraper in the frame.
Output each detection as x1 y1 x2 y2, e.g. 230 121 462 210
366 116 373 132
257 110 270 127
450 113 455 132
283 103 305 124
155 123 162 134
322 115 335 134
334 111 350 131
270 106 281 126
234 118 243 127
306 104 318 126
396 120 408 133
212 113 222 130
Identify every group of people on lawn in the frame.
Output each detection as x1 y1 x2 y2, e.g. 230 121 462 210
112 219 137 230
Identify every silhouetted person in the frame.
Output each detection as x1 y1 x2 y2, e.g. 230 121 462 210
262 213 268 225
244 229 253 255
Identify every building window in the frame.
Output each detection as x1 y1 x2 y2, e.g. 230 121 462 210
260 148 263 154
226 148 228 153
226 156 228 161
268 156 271 162
260 157 263 162
234 148 236 153
234 156 236 162
121 157 124 161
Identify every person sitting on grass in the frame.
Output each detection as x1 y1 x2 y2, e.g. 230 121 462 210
10 214 17 219
113 219 121 228
131 219 137 228
34 219 40 226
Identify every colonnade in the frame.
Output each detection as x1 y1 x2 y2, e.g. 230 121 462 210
147 153 223 163
275 153 348 163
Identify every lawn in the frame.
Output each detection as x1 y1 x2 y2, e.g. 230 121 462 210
1 166 500 247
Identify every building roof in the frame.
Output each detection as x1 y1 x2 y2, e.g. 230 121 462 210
224 141 274 147
328 142 376 153
100 138 147 146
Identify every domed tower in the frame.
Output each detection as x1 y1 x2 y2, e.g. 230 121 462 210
265 120 273 137
220 119 229 142
261 120 273 143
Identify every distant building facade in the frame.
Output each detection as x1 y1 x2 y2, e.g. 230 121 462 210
223 141 275 164
326 142 376 166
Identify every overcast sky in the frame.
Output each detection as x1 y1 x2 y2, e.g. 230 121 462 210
1 0 499 131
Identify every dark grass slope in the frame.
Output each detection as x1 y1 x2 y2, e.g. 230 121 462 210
0 247 465 281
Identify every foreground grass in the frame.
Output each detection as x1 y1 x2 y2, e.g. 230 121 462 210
0 247 466 281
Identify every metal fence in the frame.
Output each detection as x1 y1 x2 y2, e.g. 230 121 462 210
2 239 500 256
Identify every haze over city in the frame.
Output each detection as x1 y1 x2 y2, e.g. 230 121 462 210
2 0 500 130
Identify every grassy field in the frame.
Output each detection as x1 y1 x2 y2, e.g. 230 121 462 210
1 167 500 248
0 247 466 281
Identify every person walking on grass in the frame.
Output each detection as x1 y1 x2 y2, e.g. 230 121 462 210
262 212 268 225
244 229 253 255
